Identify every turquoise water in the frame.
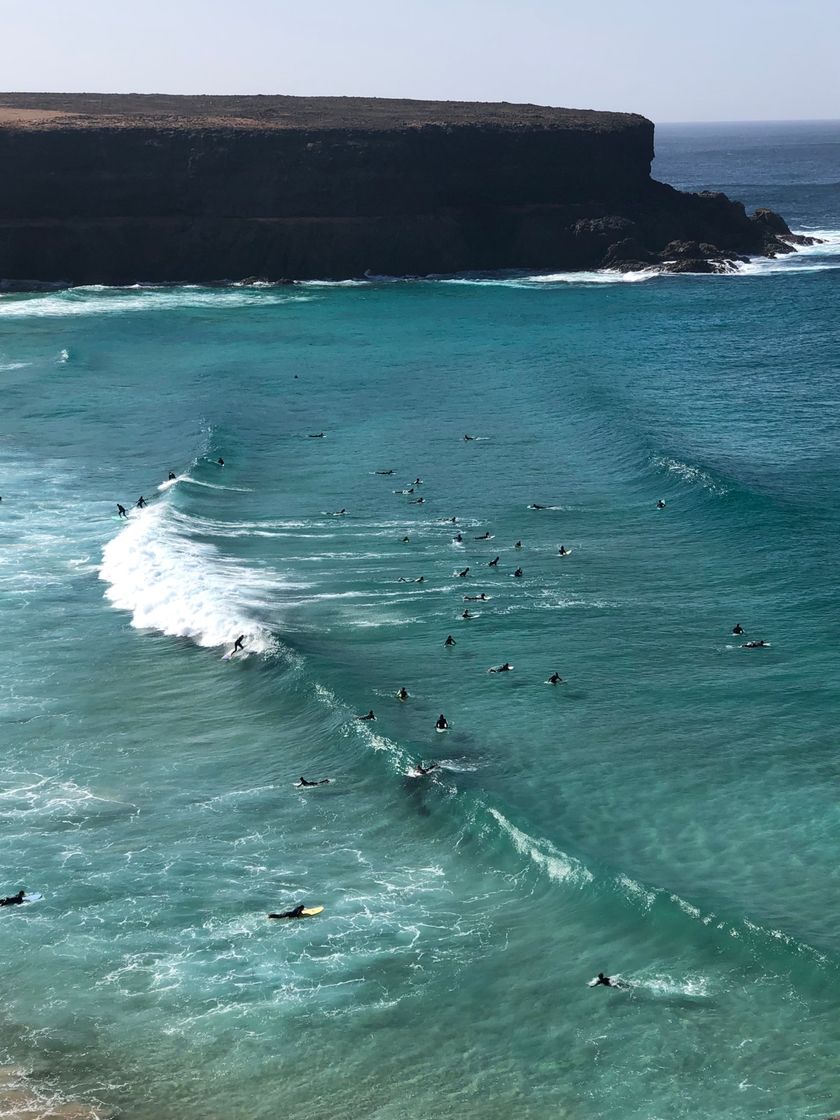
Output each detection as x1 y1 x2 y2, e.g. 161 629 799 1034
1 122 839 1120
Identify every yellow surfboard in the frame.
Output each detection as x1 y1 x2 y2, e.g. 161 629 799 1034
301 906 324 917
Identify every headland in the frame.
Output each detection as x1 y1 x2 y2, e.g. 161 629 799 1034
0 93 812 287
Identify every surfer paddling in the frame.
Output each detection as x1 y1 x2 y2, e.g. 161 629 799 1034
0 889 25 907
435 714 449 731
488 662 514 674
414 761 439 776
591 972 627 989
268 904 312 919
357 710 376 721
297 777 331 787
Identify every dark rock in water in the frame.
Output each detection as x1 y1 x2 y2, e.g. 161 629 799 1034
0 93 812 285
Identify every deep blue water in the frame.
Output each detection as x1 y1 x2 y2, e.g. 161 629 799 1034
1 121 839 1120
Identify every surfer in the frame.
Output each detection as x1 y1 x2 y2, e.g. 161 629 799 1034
232 635 245 653
308 433 325 439
333 508 347 516
435 714 449 731
447 517 458 524
444 635 457 647
397 687 409 702
453 532 463 543
488 662 514 674
410 497 425 504
297 777 330 787
357 710 376 721
514 541 522 549
457 567 470 578
116 503 128 518
167 471 176 481
547 672 564 685
464 434 476 441
592 972 626 989
0 889 25 907
558 545 569 556
742 640 769 648
513 567 523 578
402 536 410 543
217 457 225 466
136 496 147 508
475 532 492 540
488 556 499 567
375 470 394 475
462 609 473 619
415 761 439 775
413 478 423 485
656 499 666 509
268 905 307 919
732 623 745 635
529 503 547 510
464 594 488 602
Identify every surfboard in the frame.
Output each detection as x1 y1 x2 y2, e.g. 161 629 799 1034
300 906 324 917
222 651 236 661
557 549 573 557
22 892 43 904
435 726 449 734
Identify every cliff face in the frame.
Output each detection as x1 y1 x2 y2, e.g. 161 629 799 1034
0 94 801 285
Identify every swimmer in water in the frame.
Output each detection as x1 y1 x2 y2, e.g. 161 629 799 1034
232 635 246 653
402 536 410 543
268 904 308 919
453 532 463 543
488 662 514 674
558 546 569 556
168 471 176 480
513 567 523 578
488 556 499 567
414 761 439 775
457 567 470 578
514 541 522 549
742 640 769 648
116 503 128 518
732 623 745 635
397 687 409 702
357 710 376 721
591 972 626 989
464 434 476 441
547 672 564 685
444 635 457 647
435 714 449 731
297 777 331 787
217 457 225 466
136 496 147 508
475 532 492 540
656 499 666 509
0 889 25 907
462 609 473 619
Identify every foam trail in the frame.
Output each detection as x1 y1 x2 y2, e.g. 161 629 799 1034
488 808 594 886
99 503 281 651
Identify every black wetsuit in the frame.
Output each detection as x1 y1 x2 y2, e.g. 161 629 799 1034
0 891 25 907
268 905 306 919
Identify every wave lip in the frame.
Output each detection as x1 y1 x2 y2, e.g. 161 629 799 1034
99 502 281 652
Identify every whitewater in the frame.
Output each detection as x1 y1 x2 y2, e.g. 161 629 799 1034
1 120 840 1120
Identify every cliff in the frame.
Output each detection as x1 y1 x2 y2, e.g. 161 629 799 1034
0 93 807 287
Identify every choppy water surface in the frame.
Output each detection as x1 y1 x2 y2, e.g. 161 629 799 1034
1 121 839 1120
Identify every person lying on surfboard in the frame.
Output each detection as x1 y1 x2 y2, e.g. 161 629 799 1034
0 889 25 907
415 761 439 775
357 710 376 721
268 905 307 919
742 639 769 648
488 662 514 674
297 777 331 787
591 972 626 988
435 714 449 731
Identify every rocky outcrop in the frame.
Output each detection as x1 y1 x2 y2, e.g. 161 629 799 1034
0 93 817 286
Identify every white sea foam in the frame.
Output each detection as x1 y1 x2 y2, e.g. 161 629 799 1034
488 808 593 886
99 502 282 651
0 287 315 319
652 455 729 495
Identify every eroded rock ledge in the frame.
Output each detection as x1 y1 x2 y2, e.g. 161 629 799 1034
0 93 817 287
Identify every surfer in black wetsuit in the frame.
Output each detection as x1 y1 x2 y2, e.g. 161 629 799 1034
168 472 176 480
435 714 449 731
375 470 394 475
116 503 128 518
413 478 423 486
297 777 330 787
513 567 523 578
453 532 463 543
488 662 513 674
514 541 522 549
233 635 245 653
136 496 147 508
415 761 439 775
464 594 488 602
458 567 470 578
475 532 492 540
308 433 324 439
742 640 769 648
464 434 476 441
593 972 615 987
410 497 425 504
732 623 745 635
462 609 473 619
444 635 456 647
529 504 547 510
268 904 307 919
397 687 409 702
0 889 25 907
217 457 225 466
656 499 666 509
447 517 458 524
488 556 499 567
547 672 564 685
357 710 376 721
558 546 569 556
402 536 410 543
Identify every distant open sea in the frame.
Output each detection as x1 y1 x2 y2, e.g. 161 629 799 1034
1 120 839 1120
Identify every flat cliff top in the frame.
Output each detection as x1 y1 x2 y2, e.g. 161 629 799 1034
0 93 647 133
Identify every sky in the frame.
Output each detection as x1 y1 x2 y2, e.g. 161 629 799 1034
1 0 837 123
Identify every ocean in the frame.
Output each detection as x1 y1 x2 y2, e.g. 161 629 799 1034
1 120 839 1120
